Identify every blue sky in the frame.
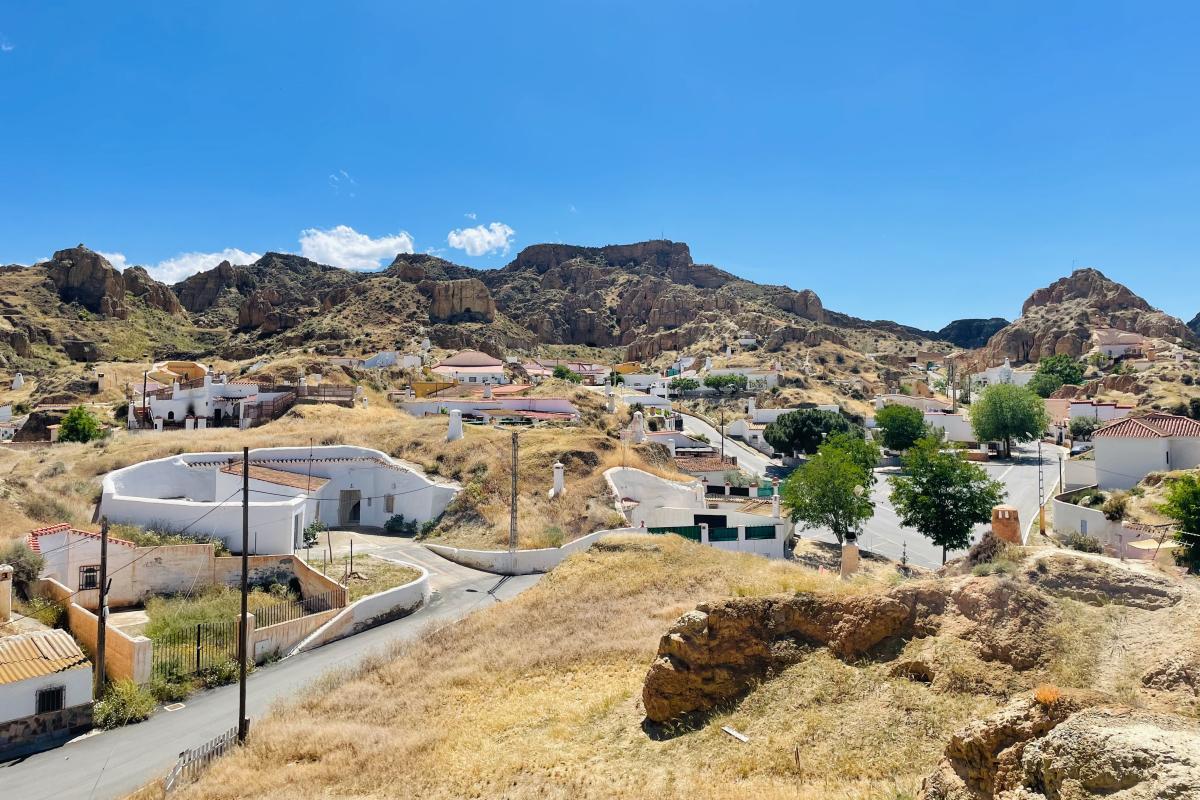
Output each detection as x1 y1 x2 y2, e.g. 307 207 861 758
2 2 1199 330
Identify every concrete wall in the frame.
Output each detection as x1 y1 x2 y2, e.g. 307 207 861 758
399 397 579 418
603 467 704 527
293 562 430 651
924 411 975 443
1051 489 1158 559
1094 436 1169 489
250 608 339 663
1063 458 1097 491
36 578 153 685
424 528 641 575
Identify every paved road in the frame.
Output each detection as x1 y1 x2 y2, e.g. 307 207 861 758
1 540 539 800
676 410 778 477
795 441 1066 569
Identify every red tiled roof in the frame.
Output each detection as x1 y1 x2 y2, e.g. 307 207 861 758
28 523 136 553
436 350 504 368
1093 413 1200 439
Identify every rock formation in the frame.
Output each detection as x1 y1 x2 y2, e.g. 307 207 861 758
174 259 244 312
982 268 1196 364
417 278 497 323
1024 554 1182 610
641 576 1054 723
237 289 300 333
920 695 1200 799
40 245 128 319
122 266 183 314
1190 312 1200 336
938 317 1009 349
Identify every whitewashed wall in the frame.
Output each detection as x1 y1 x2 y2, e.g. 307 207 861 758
1094 437 1169 489
424 527 641 575
0 667 92 724
292 562 430 651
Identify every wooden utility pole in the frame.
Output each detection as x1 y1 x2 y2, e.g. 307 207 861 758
95 517 109 696
509 431 519 554
238 447 249 744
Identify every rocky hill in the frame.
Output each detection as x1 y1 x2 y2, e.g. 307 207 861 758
1189 312 1199 336
938 317 1009 349
982 268 1197 364
0 240 946 386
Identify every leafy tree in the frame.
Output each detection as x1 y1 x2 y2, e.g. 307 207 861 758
0 540 44 596
1161 473 1200 572
764 408 857 456
888 437 1007 563
1026 372 1064 399
552 365 582 383
824 431 880 488
970 384 1049 458
1069 416 1101 440
607 372 624 385
703 373 749 394
57 405 103 443
874 404 927 452
1035 354 1085 387
781 442 875 544
669 376 699 393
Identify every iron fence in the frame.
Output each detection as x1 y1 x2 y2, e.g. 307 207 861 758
253 588 345 629
151 619 240 680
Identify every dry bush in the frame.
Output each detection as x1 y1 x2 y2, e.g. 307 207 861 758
1033 684 1062 707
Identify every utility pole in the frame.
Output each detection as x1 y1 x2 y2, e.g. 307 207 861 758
509 430 519 571
947 360 958 412
719 407 726 464
95 517 109 697
237 447 249 744
1037 439 1046 536
1059 452 1064 494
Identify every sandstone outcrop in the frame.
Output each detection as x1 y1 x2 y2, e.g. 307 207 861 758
237 289 300 333
939 318 1009 349
1025 555 1182 610
1142 651 1199 694
174 259 243 312
41 245 128 319
122 266 183 314
921 696 1200 799
982 268 1196 365
1190 312 1200 336
417 278 497 323
641 576 1053 723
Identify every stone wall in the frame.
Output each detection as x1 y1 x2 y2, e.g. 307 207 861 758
0 704 93 760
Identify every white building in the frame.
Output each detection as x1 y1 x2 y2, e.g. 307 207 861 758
923 411 976 444
1092 413 1200 489
727 403 840 456
1068 399 1134 424
129 373 293 431
706 367 779 389
621 373 667 391
736 330 758 346
972 358 1036 388
397 396 580 424
872 394 952 414
0 628 93 757
100 446 459 553
336 351 423 370
1093 329 1147 359
431 350 508 384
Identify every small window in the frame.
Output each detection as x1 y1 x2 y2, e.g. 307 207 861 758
385 494 395 513
1080 520 1088 535
79 565 100 590
37 686 65 714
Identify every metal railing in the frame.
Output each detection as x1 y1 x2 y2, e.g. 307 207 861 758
164 725 244 792
253 588 346 629
152 619 239 680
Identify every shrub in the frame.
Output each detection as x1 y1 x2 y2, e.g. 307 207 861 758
1101 491 1129 521
385 514 419 536
1069 416 1101 440
147 675 192 703
1034 684 1062 707
1063 530 1103 553
197 659 242 689
303 519 325 548
57 405 104 444
94 680 156 729
1182 374 1194 386
0 541 44 596
966 530 1005 567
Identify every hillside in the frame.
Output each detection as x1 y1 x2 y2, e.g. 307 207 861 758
167 539 1200 800
1190 312 1200 335
937 317 1009 349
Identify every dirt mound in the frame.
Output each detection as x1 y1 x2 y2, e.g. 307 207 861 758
1026 554 1182 609
923 695 1200 799
1142 651 1200 695
642 575 1054 723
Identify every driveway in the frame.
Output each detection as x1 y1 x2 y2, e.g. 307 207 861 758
0 540 539 800
795 441 1066 569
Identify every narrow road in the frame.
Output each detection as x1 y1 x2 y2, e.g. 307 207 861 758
1 543 539 800
676 410 777 477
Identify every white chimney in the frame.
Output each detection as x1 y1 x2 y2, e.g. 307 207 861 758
12 372 24 390
447 409 464 442
631 411 646 444
0 564 12 622
483 383 493 399
748 396 756 415
666 437 677 457
549 461 566 499
607 393 617 414
771 478 781 518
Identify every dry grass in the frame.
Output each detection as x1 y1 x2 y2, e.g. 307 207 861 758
320 554 422 602
171 535 991 800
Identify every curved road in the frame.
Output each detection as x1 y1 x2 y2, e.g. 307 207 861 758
1 541 538 800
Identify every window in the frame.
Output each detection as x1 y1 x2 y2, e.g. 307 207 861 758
1080 520 1088 535
79 565 100 590
385 494 395 513
36 686 65 714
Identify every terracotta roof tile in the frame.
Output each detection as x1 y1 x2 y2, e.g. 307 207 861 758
220 463 331 492
28 523 136 552
1093 413 1200 439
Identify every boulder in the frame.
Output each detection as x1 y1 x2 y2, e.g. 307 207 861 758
41 245 128 319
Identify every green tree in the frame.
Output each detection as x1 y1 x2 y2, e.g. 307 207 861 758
1026 372 1064 399
888 437 1007 563
1035 354 1085 387
781 442 875 544
874 404 927 452
1161 473 1200 572
970 384 1049 458
0 540 44 596
57 405 103 443
703 373 749 394
1069 416 1101 440
764 408 857 456
669 376 699 393
552 365 582 383
824 431 880 488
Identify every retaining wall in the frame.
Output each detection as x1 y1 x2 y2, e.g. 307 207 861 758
293 562 430 653
424 527 642 575
36 578 153 684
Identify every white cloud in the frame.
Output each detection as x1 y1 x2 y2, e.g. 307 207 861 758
328 169 357 197
100 248 261 283
0 34 13 53
299 224 414 269
446 222 515 257
464 211 477 220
